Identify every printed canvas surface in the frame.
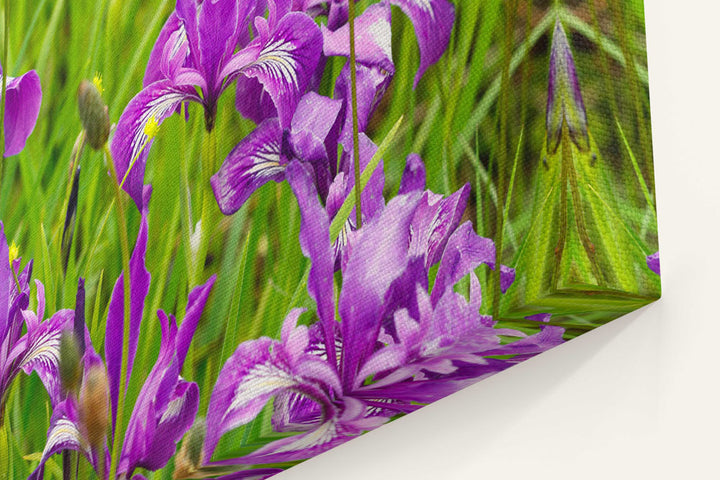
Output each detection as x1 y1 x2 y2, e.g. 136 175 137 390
0 1 659 478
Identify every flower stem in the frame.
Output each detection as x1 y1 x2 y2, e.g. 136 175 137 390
192 127 217 286
1 0 10 167
103 144 132 480
348 0 363 229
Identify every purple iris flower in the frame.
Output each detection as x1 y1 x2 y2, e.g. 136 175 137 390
111 0 323 210
1 63 42 156
304 0 455 87
29 193 216 479
199 160 564 472
0 223 73 421
212 2 393 217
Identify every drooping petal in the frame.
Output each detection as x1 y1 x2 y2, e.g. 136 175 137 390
203 336 287 459
390 0 455 87
105 204 151 430
204 312 340 461
212 397 383 466
222 12 323 127
286 162 337 363
15 309 74 406
235 75 277 125
211 118 286 215
110 79 201 209
334 62 393 148
2 68 42 157
338 191 421 390
28 399 93 480
289 92 343 163
322 1 393 72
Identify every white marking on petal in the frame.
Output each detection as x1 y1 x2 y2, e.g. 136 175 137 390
273 419 338 454
42 418 88 459
159 396 184 424
225 362 297 421
245 140 285 178
130 91 188 163
413 0 435 19
252 38 300 91
368 18 392 61
19 329 61 373
170 24 188 59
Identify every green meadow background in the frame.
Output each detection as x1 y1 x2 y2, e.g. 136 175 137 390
0 1 656 477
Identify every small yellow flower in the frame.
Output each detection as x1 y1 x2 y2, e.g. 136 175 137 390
92 73 104 94
8 242 19 265
144 116 160 139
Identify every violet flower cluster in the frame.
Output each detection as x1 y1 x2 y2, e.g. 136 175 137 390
0 225 71 421
29 193 216 480
111 0 455 211
194 160 564 475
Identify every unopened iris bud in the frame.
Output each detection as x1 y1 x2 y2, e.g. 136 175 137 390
546 20 590 154
173 418 206 479
79 364 109 450
77 79 110 150
59 330 82 394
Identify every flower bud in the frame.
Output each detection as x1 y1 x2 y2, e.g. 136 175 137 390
59 330 82 394
79 364 109 450
77 79 110 150
546 20 590 154
173 418 206 479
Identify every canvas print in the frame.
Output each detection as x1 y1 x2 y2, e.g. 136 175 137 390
0 0 659 478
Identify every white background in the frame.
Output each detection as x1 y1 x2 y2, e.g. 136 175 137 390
278 1 720 478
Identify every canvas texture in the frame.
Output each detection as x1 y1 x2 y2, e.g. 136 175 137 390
0 1 659 478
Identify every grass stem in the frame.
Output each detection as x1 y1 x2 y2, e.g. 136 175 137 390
348 0 363 228
103 144 133 480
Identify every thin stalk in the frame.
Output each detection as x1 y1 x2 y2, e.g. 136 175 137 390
1 0 9 170
192 127 217 285
348 0 362 228
103 144 133 480
62 450 72 480
492 0 515 320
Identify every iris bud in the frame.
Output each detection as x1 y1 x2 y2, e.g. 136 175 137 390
546 20 590 154
58 330 82 394
79 364 110 450
77 79 110 150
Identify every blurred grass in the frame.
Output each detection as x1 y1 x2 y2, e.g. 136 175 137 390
1 0 657 478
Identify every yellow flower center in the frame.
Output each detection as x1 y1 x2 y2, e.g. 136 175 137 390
92 73 104 94
144 116 160 140
8 242 19 265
